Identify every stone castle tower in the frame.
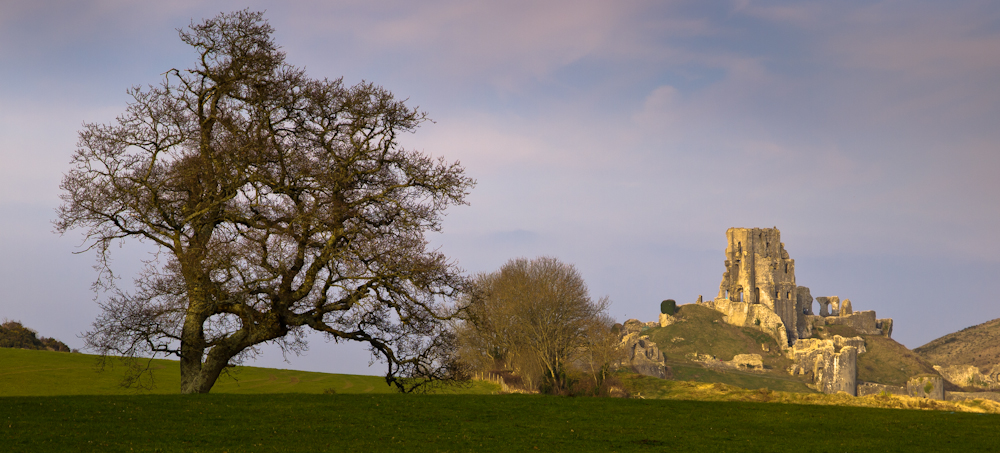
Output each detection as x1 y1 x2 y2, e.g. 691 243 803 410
717 227 799 343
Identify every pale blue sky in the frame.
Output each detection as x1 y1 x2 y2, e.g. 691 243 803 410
2 0 999 375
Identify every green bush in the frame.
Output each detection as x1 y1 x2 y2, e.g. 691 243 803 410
0 321 70 352
660 300 677 315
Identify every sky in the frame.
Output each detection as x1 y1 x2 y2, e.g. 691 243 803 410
1 0 999 376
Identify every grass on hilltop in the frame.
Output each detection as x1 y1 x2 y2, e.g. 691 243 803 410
0 347 498 396
637 304 814 393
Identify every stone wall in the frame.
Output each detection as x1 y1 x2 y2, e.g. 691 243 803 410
786 336 860 395
946 392 1000 403
907 375 944 400
857 381 907 397
795 286 813 339
807 310 888 337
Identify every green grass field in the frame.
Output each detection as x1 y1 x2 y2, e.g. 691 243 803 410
0 348 498 396
3 393 998 452
4 347 1000 451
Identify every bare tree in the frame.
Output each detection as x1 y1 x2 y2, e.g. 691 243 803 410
55 10 474 394
457 257 615 393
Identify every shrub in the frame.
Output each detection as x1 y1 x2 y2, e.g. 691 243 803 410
0 321 71 352
660 300 676 315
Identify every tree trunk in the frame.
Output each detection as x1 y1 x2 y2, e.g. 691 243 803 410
179 313 207 394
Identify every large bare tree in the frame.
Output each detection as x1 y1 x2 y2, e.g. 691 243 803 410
457 257 617 393
56 10 474 394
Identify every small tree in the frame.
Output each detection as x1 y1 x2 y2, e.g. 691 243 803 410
457 257 615 393
56 10 474 393
660 299 676 315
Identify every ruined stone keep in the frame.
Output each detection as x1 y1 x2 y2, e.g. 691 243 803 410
717 227 800 343
700 227 893 396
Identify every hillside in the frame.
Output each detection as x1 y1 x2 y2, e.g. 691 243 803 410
818 324 938 387
635 304 948 392
914 317 1000 370
638 304 814 393
0 348 498 396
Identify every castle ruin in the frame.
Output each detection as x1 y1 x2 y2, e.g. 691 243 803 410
701 227 893 396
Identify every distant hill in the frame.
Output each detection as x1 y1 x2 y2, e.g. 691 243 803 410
914 318 1000 370
0 320 71 352
912 318 1000 390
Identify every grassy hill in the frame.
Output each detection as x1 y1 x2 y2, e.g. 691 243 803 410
0 348 498 396
637 304 814 393
914 317 1000 370
636 304 948 391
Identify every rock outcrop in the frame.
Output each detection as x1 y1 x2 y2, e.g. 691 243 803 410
620 319 669 379
703 297 790 348
729 354 764 371
934 364 1000 390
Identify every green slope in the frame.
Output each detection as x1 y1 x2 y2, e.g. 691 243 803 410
639 304 814 393
0 348 497 396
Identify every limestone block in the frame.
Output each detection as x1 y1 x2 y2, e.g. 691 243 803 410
619 328 669 379
840 299 853 316
816 297 830 316
795 286 814 340
828 296 841 316
820 345 857 396
796 286 813 315
823 311 880 335
833 335 866 354
622 319 644 334
788 339 858 395
633 337 663 362
730 354 764 370
907 375 944 400
876 318 893 338
658 312 676 328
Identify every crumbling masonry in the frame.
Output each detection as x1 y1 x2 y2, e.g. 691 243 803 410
701 227 893 396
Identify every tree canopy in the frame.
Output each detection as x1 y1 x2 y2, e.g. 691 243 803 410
56 10 474 393
456 257 619 394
